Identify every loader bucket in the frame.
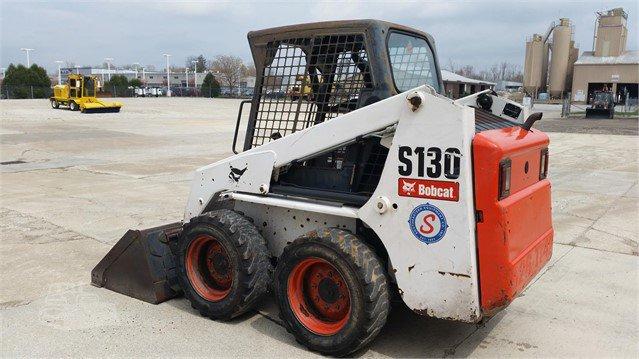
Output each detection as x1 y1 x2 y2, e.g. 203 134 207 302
91 222 183 304
585 108 612 119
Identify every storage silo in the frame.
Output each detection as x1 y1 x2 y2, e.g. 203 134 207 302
565 41 579 91
523 34 546 95
548 18 572 98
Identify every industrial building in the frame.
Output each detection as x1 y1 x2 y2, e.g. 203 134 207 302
441 70 495 99
523 8 639 104
571 9 638 104
524 7 638 104
59 67 205 88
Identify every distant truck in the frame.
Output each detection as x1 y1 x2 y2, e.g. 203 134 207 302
586 91 615 119
50 74 122 113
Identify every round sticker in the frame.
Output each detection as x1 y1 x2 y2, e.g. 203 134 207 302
408 203 448 244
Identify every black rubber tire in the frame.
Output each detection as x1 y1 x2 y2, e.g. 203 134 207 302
51 100 59 109
69 101 78 111
177 209 271 320
275 228 390 357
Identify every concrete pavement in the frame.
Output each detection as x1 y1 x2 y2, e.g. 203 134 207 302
1 98 637 357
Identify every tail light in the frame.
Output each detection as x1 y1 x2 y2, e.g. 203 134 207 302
498 158 511 200
539 148 549 180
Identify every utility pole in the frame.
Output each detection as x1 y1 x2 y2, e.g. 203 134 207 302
104 57 113 81
163 54 171 97
20 48 34 66
75 65 80 74
55 60 63 85
142 67 146 83
185 67 189 90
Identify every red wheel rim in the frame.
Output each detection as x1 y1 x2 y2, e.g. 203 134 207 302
186 234 233 301
287 257 351 336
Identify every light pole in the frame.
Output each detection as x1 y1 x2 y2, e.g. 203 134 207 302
132 62 140 79
163 53 171 97
191 60 198 89
104 57 113 81
185 67 189 90
142 67 146 83
20 48 34 66
55 60 63 85
75 65 80 74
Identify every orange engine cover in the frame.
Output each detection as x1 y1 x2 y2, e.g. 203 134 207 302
473 127 554 314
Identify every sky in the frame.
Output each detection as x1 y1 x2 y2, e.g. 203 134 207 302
1 0 637 74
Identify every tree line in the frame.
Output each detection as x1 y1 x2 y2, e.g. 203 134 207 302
1 64 51 98
447 60 523 83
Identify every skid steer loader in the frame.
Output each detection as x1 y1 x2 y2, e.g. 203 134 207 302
50 74 122 113
92 20 553 356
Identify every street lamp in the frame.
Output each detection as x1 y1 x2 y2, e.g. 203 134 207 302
185 67 189 90
75 65 80 74
55 60 63 85
104 57 114 81
132 62 140 79
163 53 171 97
141 67 146 83
191 60 198 89
20 48 34 66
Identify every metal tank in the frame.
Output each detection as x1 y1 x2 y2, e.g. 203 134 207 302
523 34 546 95
548 18 572 98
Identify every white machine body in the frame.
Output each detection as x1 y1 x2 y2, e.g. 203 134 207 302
184 86 527 323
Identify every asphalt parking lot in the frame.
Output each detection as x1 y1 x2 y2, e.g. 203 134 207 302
1 98 637 357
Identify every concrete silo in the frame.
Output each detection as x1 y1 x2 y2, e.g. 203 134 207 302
523 34 547 95
548 18 572 98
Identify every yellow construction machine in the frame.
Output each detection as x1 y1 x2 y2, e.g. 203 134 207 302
50 74 122 113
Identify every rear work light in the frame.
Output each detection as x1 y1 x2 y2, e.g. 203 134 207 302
539 148 549 180
498 158 511 200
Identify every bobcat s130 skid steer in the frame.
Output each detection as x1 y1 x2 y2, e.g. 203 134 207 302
92 20 553 356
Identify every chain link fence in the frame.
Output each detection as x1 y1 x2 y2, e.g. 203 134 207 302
0 85 252 99
1 85 53 99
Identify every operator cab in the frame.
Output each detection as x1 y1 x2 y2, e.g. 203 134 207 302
238 20 445 205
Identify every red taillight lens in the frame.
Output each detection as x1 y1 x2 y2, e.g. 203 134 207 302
498 158 511 200
539 148 549 180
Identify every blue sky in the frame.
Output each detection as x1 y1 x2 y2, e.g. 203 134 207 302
1 0 637 73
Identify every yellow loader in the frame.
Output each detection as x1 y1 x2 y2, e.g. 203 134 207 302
50 74 122 113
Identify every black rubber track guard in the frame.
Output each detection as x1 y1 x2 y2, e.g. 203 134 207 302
91 222 182 304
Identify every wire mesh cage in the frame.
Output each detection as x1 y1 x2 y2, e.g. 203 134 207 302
249 34 372 148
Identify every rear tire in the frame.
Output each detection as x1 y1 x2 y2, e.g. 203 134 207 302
50 100 59 109
69 101 78 111
176 209 271 320
275 228 390 356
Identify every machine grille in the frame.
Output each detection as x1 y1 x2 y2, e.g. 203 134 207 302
474 108 519 132
250 34 372 148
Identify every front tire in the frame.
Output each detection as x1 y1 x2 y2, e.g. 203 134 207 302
69 101 78 111
50 99 59 109
275 228 390 356
177 209 272 320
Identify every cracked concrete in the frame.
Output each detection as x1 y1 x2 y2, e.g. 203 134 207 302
0 98 637 357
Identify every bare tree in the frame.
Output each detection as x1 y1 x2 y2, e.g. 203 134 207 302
211 55 247 92
244 64 256 77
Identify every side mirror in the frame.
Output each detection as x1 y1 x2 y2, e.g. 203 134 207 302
522 112 543 131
